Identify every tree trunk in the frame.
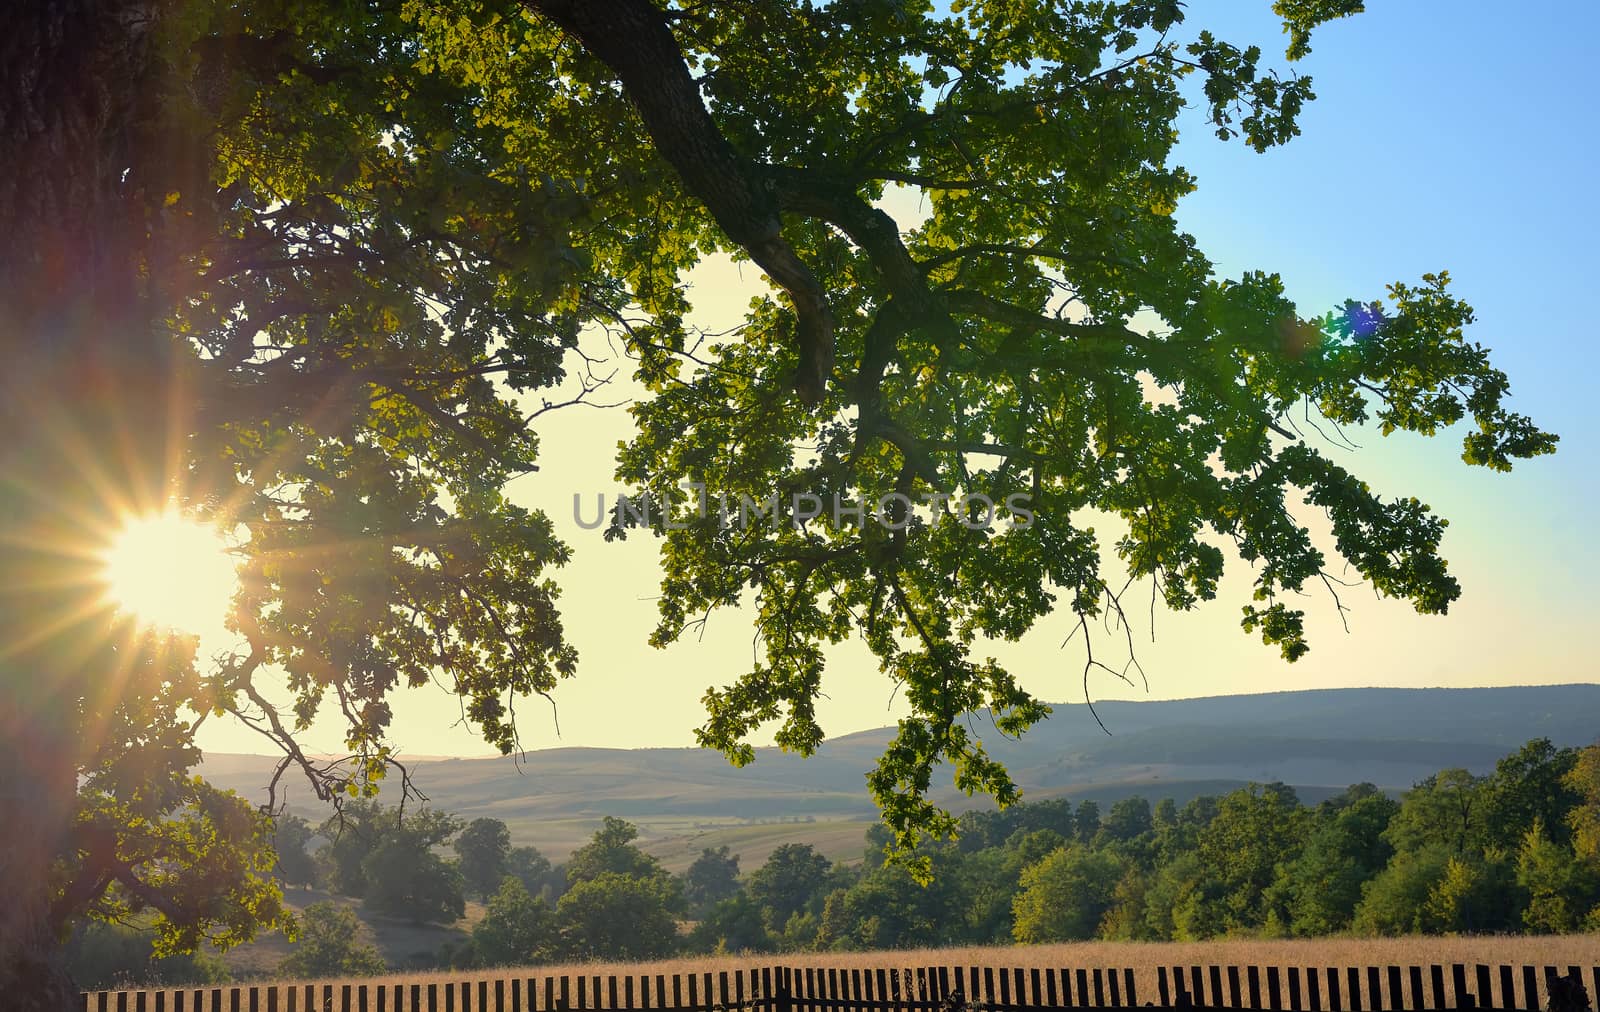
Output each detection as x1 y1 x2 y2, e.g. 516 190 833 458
0 708 80 1012
1 2 163 1008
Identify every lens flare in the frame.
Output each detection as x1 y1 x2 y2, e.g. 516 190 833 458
100 511 237 635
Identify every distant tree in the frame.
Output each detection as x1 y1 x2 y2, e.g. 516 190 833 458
1153 799 1179 831
557 872 680 961
817 862 951 951
1197 783 1306 930
1318 785 1400 869
1281 788 1398 935
688 894 772 955
1151 796 1217 867
278 903 384 980
317 800 390 899
1073 801 1102 844
1516 821 1599 934
362 845 465 925
1007 828 1068 868
1424 850 1521 934
1028 799 1078 840
359 810 466 924
566 817 669 886
1483 739 1581 850
272 814 321 889
1317 782 1387 815
683 846 742 915
1099 797 1154 844
1384 769 1487 855
943 845 1021 943
1181 796 1221 829
1352 847 1452 936
1011 845 1124 942
455 818 513 902
865 822 898 859
1567 745 1600 845
466 878 558 967
507 846 562 902
776 910 821 953
748 844 832 932
1138 851 1225 941
1566 745 1600 926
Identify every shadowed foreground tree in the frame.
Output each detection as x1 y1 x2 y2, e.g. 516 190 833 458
0 0 1556 1005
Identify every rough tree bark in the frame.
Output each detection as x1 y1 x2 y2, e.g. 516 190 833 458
1 2 165 1008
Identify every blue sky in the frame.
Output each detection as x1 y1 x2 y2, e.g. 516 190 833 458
199 2 1599 759
1172 0 1597 629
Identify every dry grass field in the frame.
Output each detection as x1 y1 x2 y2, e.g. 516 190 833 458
217 887 487 978
295 935 1600 1004
87 934 1600 1009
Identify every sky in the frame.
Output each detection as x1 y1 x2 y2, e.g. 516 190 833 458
197 1 1599 760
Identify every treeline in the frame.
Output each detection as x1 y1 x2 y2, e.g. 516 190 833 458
682 736 1600 952
67 737 1600 986
295 736 1599 969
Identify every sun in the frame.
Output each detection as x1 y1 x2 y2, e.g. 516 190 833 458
100 511 239 635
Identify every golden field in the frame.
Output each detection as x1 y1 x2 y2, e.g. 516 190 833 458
231 936 1600 1007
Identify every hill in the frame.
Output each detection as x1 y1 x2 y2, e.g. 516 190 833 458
198 684 1600 868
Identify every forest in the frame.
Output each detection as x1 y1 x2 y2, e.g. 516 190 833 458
66 737 1600 987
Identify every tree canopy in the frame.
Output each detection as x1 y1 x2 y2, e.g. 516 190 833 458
456 817 515 901
276 902 385 981
0 0 1558 1002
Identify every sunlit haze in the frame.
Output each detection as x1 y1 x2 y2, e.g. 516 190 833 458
101 511 237 636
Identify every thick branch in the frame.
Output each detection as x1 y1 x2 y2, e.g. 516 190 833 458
524 0 835 403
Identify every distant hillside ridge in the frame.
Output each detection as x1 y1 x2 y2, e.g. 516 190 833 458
198 683 1600 861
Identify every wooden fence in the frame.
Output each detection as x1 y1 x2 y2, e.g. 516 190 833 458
80 963 1600 1012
